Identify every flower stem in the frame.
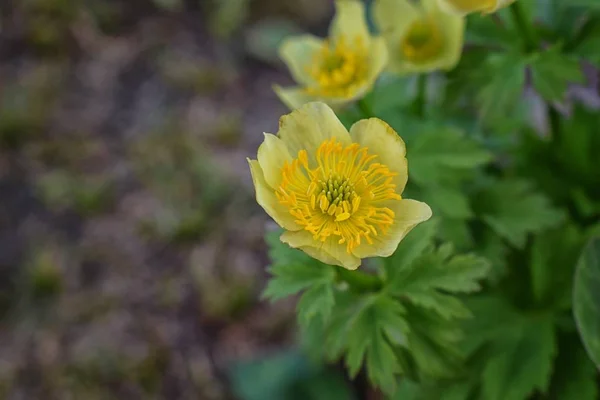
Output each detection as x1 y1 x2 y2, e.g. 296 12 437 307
547 104 562 144
508 2 538 53
412 74 427 118
336 267 383 292
357 98 373 118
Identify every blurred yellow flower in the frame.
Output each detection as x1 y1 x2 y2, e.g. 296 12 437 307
437 0 516 15
374 0 464 75
248 102 432 270
274 0 388 110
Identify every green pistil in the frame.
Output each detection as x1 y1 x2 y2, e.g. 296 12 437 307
319 175 356 207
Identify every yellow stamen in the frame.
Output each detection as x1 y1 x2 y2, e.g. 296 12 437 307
276 138 401 254
401 18 444 64
303 35 368 98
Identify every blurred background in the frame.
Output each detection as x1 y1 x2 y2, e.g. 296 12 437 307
0 0 362 398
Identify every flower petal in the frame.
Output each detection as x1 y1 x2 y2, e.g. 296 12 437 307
349 118 408 194
366 37 389 84
248 159 300 231
436 0 497 15
257 133 292 188
273 85 315 110
277 102 352 159
330 0 371 48
281 230 361 269
430 6 465 71
374 0 420 41
373 0 421 75
352 199 432 258
279 35 324 86
375 0 464 74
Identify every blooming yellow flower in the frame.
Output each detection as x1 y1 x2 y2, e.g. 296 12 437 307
274 0 388 110
374 0 464 75
248 102 432 270
437 0 516 15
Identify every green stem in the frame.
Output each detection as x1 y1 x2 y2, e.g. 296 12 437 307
357 98 373 118
412 74 427 118
565 15 595 53
336 267 383 292
547 105 562 144
508 2 537 52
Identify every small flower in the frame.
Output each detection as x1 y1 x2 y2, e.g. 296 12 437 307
437 0 516 15
274 0 388 110
248 102 432 270
374 0 464 75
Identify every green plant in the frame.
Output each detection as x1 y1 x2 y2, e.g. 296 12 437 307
254 0 600 398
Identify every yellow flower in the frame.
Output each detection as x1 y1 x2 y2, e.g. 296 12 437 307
437 0 516 15
374 0 464 75
274 0 388 110
248 102 432 270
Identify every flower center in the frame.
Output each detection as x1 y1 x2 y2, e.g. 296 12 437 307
276 138 401 253
401 18 444 64
304 36 368 99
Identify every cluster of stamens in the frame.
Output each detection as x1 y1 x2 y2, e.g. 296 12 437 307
276 138 401 253
311 174 360 222
304 36 368 98
401 18 444 64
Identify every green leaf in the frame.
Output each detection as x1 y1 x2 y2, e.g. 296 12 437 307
229 350 356 400
325 293 408 394
573 236 600 369
362 74 413 115
297 282 335 327
421 185 473 219
530 47 585 102
408 126 492 186
393 379 475 400
478 231 510 283
262 261 335 301
385 220 437 282
563 0 600 9
365 329 400 394
265 229 312 266
437 217 474 251
530 223 584 310
476 180 565 248
387 243 489 319
481 315 557 400
262 230 336 301
549 335 599 400
404 304 465 379
465 12 516 49
477 52 526 121
571 18 600 67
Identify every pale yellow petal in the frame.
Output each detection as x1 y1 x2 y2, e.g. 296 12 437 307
366 37 389 84
276 102 352 159
373 0 420 74
298 245 341 266
374 0 420 40
273 85 314 110
352 199 432 258
376 0 464 74
281 230 361 270
257 133 292 188
274 85 361 112
437 0 497 15
491 0 516 12
431 7 465 71
248 159 300 231
330 0 371 48
279 35 323 85
349 118 408 194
